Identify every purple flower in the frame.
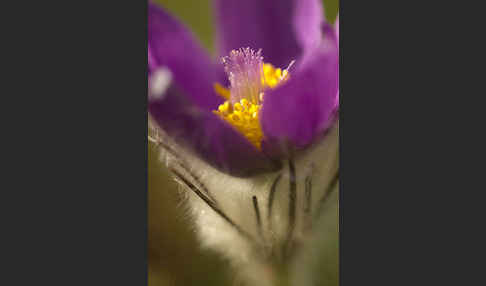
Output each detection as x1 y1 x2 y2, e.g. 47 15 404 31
148 0 339 177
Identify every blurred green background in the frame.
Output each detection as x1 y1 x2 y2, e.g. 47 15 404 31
149 1 339 285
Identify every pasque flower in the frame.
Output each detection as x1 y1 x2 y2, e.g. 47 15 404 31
149 2 339 284
148 0 339 177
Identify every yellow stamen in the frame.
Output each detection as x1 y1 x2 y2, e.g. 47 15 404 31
214 61 291 149
214 83 231 100
214 98 264 149
261 63 290 89
234 102 243 112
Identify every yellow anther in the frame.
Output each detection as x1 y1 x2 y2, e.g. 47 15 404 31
263 63 273 74
224 101 231 112
282 69 288 79
218 105 226 113
213 60 293 149
214 98 264 149
261 63 289 89
234 102 242 112
214 83 231 100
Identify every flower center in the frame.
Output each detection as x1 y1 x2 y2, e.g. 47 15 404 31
213 48 292 149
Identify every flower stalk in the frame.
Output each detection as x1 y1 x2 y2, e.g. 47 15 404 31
149 117 339 285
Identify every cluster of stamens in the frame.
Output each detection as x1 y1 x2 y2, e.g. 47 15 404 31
213 48 291 149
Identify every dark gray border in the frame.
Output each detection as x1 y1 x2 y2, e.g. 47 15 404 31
6 0 148 284
340 0 476 285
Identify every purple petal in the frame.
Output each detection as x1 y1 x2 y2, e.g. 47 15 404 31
260 28 339 154
148 3 279 176
293 0 325 51
213 0 302 68
148 2 222 111
149 73 280 177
